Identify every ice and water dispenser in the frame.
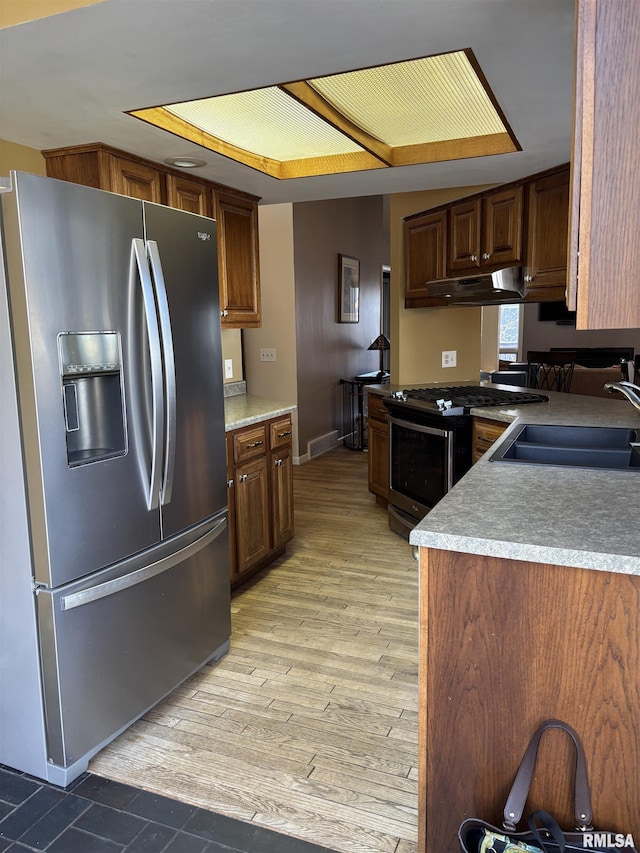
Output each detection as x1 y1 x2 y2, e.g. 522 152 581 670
58 332 126 466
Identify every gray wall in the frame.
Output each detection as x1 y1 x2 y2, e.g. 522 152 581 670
293 196 388 452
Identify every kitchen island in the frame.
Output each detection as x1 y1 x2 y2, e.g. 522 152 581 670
408 389 640 853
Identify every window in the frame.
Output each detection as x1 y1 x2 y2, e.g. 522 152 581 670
498 304 522 362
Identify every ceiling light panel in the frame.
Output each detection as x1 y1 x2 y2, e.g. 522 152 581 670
309 52 507 147
129 49 519 179
165 87 363 161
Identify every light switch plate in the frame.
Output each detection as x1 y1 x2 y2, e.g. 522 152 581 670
442 350 457 368
260 348 277 362
224 358 233 379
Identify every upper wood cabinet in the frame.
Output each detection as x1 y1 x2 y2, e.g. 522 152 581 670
403 163 569 307
109 156 164 202
214 191 261 329
568 0 640 330
42 143 261 330
404 210 448 308
448 186 523 275
166 174 211 216
523 168 570 301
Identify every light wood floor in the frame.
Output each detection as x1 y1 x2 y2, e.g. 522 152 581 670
90 446 418 853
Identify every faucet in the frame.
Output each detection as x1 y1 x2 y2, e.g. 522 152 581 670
605 380 640 414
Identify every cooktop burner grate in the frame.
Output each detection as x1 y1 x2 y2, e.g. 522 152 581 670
402 385 549 408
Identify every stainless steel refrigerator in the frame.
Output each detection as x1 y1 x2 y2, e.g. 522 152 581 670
0 172 231 785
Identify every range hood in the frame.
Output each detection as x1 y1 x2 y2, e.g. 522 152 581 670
426 266 525 306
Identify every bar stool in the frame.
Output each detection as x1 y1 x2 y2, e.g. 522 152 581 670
526 350 577 392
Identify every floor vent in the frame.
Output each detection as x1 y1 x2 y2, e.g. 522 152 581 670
307 430 339 459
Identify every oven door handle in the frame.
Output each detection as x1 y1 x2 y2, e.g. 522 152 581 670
388 415 451 437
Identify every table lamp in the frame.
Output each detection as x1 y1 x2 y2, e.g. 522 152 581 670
367 334 390 378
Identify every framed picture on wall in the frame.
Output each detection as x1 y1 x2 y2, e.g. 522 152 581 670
338 254 360 323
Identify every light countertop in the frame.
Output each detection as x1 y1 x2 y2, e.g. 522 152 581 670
224 393 296 432
367 383 640 576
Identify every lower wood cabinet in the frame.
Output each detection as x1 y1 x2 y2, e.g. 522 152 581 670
471 416 509 463
367 391 389 504
418 547 640 853
227 415 294 585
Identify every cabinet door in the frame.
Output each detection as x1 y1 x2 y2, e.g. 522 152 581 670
234 456 270 574
225 435 238 580
108 156 164 202
166 174 211 216
404 211 448 307
525 169 570 298
483 186 523 267
215 191 261 329
368 417 389 501
270 446 294 549
367 393 389 501
448 199 481 273
568 0 640 329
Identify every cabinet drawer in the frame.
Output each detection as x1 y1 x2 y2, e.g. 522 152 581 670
367 392 389 422
232 424 267 464
472 417 508 462
269 416 293 450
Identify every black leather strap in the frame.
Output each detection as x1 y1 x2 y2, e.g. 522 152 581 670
529 809 568 853
502 719 593 831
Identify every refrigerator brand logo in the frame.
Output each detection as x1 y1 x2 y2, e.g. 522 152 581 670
582 834 635 848
197 232 211 241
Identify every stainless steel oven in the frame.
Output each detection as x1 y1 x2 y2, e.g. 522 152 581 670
387 410 471 537
383 385 549 538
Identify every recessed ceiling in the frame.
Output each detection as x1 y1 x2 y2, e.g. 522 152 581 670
129 50 519 180
0 0 575 205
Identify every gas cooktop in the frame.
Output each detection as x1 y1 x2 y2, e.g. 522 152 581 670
386 384 549 417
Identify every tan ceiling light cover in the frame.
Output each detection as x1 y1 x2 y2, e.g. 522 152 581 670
129 49 520 180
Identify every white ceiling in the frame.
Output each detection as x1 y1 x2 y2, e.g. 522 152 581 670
0 0 576 205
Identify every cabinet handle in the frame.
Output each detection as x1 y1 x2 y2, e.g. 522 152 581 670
471 254 478 262
247 440 264 448
483 252 491 260
227 478 234 487
220 309 229 317
524 275 533 283
239 474 248 482
277 430 292 437
274 458 282 467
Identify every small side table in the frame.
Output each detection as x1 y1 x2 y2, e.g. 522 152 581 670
340 372 390 451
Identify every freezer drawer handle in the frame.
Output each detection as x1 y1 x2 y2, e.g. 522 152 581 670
131 239 164 510
147 240 177 507
60 516 227 611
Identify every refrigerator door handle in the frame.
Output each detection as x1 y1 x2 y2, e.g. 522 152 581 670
60 515 227 611
131 238 164 510
146 240 177 507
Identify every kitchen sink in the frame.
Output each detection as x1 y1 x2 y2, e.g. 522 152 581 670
490 423 640 470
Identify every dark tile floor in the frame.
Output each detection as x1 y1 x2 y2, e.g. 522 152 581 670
0 765 338 853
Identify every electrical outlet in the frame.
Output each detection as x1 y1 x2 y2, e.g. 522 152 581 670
260 348 277 362
442 350 457 368
224 358 233 379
